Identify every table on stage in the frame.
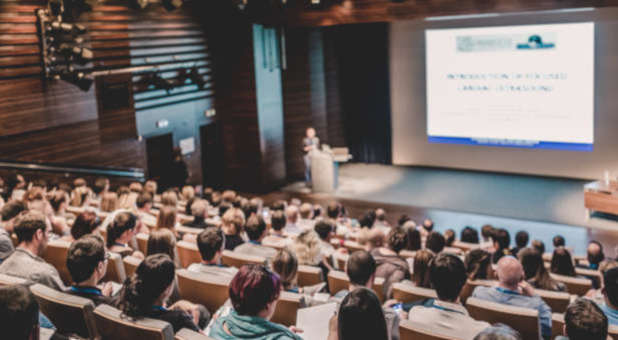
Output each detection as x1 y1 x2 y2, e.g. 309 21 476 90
584 180 618 216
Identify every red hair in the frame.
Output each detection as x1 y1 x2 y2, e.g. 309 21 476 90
229 264 281 316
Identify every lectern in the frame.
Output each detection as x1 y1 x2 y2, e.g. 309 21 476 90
311 147 351 193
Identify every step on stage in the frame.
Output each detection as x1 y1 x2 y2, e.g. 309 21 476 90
279 163 618 257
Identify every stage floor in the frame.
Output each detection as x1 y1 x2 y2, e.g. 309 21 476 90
281 163 618 256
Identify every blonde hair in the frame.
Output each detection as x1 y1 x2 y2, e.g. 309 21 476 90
156 205 177 230
144 180 158 196
221 190 236 203
222 208 245 235
413 249 435 288
291 230 322 266
272 249 298 290
161 191 178 207
71 186 91 207
100 192 119 212
147 228 177 260
181 186 195 201
129 182 143 193
299 203 313 219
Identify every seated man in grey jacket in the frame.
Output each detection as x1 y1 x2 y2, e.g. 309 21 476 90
0 211 65 290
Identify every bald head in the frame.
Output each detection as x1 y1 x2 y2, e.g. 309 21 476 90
496 256 524 289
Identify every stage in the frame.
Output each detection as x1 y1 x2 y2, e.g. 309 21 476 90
280 163 618 257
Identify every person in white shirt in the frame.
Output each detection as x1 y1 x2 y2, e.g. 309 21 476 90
298 203 315 232
284 205 301 236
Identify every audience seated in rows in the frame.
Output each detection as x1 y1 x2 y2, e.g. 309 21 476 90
472 256 552 338
65 234 114 305
0 211 65 290
371 227 410 299
188 227 238 279
519 247 566 292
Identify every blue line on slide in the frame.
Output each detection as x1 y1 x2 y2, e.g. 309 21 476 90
427 136 593 151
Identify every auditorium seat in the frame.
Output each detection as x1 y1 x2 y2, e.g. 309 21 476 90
334 253 348 271
297 265 323 287
535 289 572 314
549 273 592 296
176 269 230 313
0 273 28 286
262 238 286 250
574 267 602 282
270 291 302 327
136 233 149 255
459 280 494 304
341 240 365 253
552 313 565 339
93 304 174 340
392 282 437 303
123 255 142 278
30 283 97 339
466 297 539 340
176 225 204 237
102 252 127 283
99 227 108 243
176 240 202 268
399 319 453 340
399 250 416 259
451 241 480 252
41 239 72 285
175 328 216 340
221 250 265 268
327 270 385 302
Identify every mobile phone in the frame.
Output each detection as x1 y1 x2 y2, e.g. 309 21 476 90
391 303 403 311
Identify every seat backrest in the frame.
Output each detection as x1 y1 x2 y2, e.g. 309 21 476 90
0 273 29 286
30 283 97 339
334 253 348 271
176 269 231 313
102 252 127 283
552 313 565 339
176 241 202 268
175 226 204 237
466 297 539 340
123 255 142 278
392 282 437 303
93 304 174 340
297 265 323 287
451 241 479 252
221 250 265 269
550 273 592 296
270 291 302 327
327 270 384 301
399 319 455 340
136 233 149 255
41 239 72 285
342 240 365 253
175 328 216 340
398 250 416 259
575 267 602 282
535 289 572 314
459 280 495 304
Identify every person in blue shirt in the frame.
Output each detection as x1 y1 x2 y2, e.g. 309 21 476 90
600 266 618 325
472 256 552 339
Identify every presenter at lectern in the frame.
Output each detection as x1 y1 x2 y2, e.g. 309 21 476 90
303 127 320 187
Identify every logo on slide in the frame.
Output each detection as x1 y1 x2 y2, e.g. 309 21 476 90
516 35 555 49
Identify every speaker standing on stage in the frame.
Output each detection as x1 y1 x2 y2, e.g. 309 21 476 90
303 127 320 187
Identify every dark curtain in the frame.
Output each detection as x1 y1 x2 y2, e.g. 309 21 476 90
332 23 392 164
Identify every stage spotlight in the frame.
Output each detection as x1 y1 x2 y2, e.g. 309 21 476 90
60 70 93 92
189 66 205 90
161 0 183 11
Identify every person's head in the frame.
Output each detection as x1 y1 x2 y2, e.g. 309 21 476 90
481 224 494 240
229 264 281 319
551 246 576 277
531 239 545 254
313 204 323 219
119 254 176 318
405 224 421 251
67 234 108 285
100 192 118 213
430 253 467 302
221 190 236 204
491 228 510 251
337 288 388 340
299 203 313 220
587 241 605 267
74 178 87 188
603 267 618 309
181 185 195 201
387 227 408 253
496 256 525 290
422 219 434 232
413 249 435 288
443 229 455 247
222 208 245 236
144 180 157 196
564 298 608 340
306 127 316 138
196 227 224 263
1 201 26 231
107 212 137 248
465 249 493 280
271 200 287 212
270 210 286 232
93 177 110 196
161 190 178 207
14 211 50 255
327 202 342 219
71 186 90 207
473 325 522 340
0 285 39 340
245 215 267 242
71 211 101 240
314 219 335 241
346 250 376 287
136 192 153 211
156 205 177 230
218 202 232 217
272 249 298 290
398 215 412 227
518 247 545 281
285 205 299 224
359 210 376 228
375 208 386 222
129 182 142 194
515 231 529 249
190 199 207 219
425 231 445 254
292 230 321 265
460 226 480 244
49 190 68 213
553 235 565 247
147 229 176 260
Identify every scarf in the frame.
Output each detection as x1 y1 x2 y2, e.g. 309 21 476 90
208 308 302 340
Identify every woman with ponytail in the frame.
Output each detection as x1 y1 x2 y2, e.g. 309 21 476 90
116 254 202 333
